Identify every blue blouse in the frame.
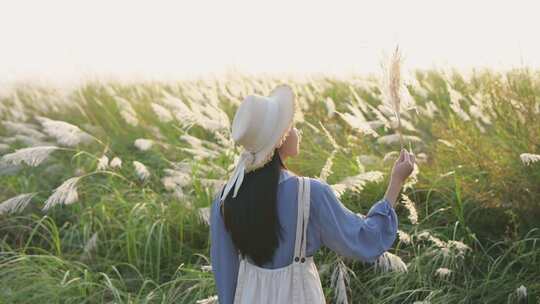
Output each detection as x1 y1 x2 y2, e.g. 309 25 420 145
210 169 398 304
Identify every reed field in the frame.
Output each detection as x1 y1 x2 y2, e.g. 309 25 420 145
0 68 539 303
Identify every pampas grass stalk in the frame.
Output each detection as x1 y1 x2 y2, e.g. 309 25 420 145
80 232 98 260
385 46 405 150
520 153 540 166
1 146 62 167
96 155 109 171
320 149 338 182
435 267 452 279
330 259 352 304
134 138 154 151
319 122 339 149
397 229 412 245
110 156 122 169
401 194 418 224
151 102 174 122
195 295 218 304
374 251 408 273
115 96 139 126
2 121 47 139
198 207 211 226
516 285 527 302
133 161 150 181
42 176 82 211
0 192 38 215
35 116 94 147
200 265 212 272
330 171 384 198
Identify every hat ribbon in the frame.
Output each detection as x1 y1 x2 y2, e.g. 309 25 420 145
219 150 256 202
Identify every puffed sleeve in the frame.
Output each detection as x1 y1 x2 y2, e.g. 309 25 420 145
210 194 239 304
310 178 398 263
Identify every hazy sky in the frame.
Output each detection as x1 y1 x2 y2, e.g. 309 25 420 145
1 0 539 85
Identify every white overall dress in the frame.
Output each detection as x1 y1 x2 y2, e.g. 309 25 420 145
233 177 326 304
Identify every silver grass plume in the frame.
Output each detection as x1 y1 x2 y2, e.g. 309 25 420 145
319 121 339 149
195 295 218 304
447 87 471 121
110 156 122 169
201 265 212 272
447 240 471 257
382 150 399 164
397 229 411 245
198 207 211 226
388 46 403 149
80 232 98 260
416 231 447 249
320 149 338 182
42 176 82 211
1 146 60 167
374 251 408 273
161 91 195 127
162 168 192 191
337 107 379 137
516 285 527 302
401 194 418 224
133 161 150 181
330 259 352 304
0 192 37 215
435 267 452 279
383 46 405 150
330 171 384 198
150 103 174 122
376 133 421 146
2 134 51 147
2 121 47 140
115 96 139 126
520 153 540 166
97 155 109 171
325 97 336 118
36 116 94 147
134 138 154 151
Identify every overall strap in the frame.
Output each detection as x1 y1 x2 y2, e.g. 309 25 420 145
293 177 305 261
293 177 311 262
300 177 311 258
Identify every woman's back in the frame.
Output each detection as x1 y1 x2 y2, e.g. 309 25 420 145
232 175 325 304
251 170 319 269
210 169 399 304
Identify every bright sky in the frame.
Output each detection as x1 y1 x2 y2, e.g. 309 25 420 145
1 0 539 86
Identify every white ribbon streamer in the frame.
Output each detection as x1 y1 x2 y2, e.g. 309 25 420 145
220 150 256 202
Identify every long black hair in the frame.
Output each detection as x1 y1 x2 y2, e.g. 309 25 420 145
221 148 289 266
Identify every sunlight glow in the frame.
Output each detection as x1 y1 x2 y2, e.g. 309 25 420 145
1 0 539 85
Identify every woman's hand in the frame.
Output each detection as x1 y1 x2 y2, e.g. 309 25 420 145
384 149 416 208
391 148 416 184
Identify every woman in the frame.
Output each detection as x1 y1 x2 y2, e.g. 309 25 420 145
210 84 415 304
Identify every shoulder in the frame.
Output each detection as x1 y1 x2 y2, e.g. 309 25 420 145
291 175 331 192
307 176 332 195
295 176 334 202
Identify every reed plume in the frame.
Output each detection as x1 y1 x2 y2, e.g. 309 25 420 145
384 46 404 149
0 192 37 215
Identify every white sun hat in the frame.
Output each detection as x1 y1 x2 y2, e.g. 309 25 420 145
219 84 296 202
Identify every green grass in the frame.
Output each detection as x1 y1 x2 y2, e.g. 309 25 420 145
0 68 539 303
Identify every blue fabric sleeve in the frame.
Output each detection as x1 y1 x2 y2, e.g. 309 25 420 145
310 178 398 263
210 195 239 304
